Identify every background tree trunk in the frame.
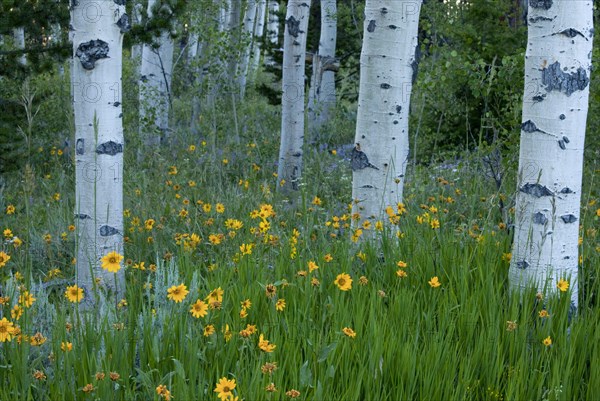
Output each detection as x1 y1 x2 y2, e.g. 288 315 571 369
13 28 26 65
267 0 280 45
351 0 422 227
238 0 258 99
250 0 267 79
139 0 175 149
277 0 311 194
509 1 593 309
71 0 126 305
307 0 337 137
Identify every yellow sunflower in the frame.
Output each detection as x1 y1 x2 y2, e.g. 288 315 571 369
190 299 208 318
101 251 123 273
334 273 352 291
167 284 189 303
65 285 84 303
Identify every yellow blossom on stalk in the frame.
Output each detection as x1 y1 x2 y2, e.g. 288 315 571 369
216 203 225 213
557 279 569 292
0 317 15 342
190 300 208 318
223 324 233 342
6 205 15 215
179 209 188 218
397 260 407 268
428 276 441 288
0 252 11 268
12 237 22 248
324 254 333 262
156 384 172 400
362 220 372 230
82 384 95 393
188 144 196 152
308 261 319 272
240 243 253 255
241 299 252 310
375 221 384 231
30 332 47 346
109 372 120 381
430 219 440 229
334 273 352 291
543 336 552 346
19 291 36 308
539 310 549 318
222 158 228 165
275 299 286 311
258 334 276 352
265 383 278 392
11 305 23 320
203 324 215 337
206 287 224 303
167 284 189 303
506 321 517 332
168 166 178 175
145 219 155 230
311 277 320 286
342 327 356 338
396 269 408 278
261 361 278 374
502 253 512 262
351 229 363 243
359 276 368 285
3 228 12 238
101 251 123 273
214 377 236 401
265 284 277 298
209 234 222 245
203 203 212 213
33 370 46 381
356 252 366 262
312 196 322 206
286 389 301 398
61 341 73 351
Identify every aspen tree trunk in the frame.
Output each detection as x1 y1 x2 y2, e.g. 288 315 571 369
351 0 421 227
509 0 593 309
227 0 242 84
307 0 337 135
139 0 174 148
71 0 127 304
277 0 311 194
13 28 26 65
267 0 280 45
250 0 267 77
131 2 143 66
238 0 258 99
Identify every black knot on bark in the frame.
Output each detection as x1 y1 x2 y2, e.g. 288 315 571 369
76 39 109 70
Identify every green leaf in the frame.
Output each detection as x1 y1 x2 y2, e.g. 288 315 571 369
451 50 458 57
299 360 313 388
317 342 337 363
172 358 186 380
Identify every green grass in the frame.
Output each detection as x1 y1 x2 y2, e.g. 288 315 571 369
0 93 599 401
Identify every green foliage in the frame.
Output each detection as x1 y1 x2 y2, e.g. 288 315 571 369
413 0 527 162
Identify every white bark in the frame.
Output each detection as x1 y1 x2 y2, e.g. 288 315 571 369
509 1 593 309
277 0 311 193
13 28 26 65
351 0 421 225
71 0 126 303
131 2 143 65
227 0 242 84
237 0 258 98
221 0 232 31
267 0 279 45
250 0 267 76
139 0 175 147
307 0 337 134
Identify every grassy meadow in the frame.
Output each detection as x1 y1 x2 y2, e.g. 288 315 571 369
0 89 600 401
